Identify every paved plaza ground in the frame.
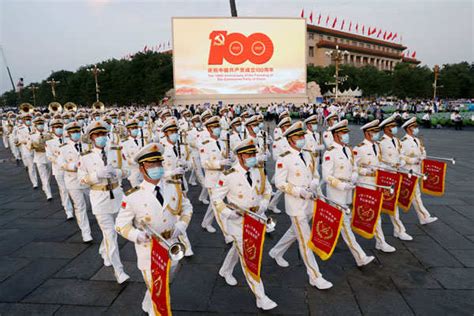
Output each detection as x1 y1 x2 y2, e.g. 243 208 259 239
0 125 473 315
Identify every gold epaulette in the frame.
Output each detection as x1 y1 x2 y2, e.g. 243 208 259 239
110 146 123 150
166 180 181 185
327 146 335 151
125 186 140 196
279 151 291 157
60 143 67 148
401 136 408 141
223 167 235 175
357 142 364 147
275 137 281 142
80 150 91 156
202 139 210 145
302 149 311 153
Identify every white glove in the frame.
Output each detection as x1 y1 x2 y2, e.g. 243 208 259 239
96 169 112 179
310 178 320 192
343 182 355 191
256 153 267 163
351 172 358 184
219 159 233 167
258 200 269 214
171 167 185 176
297 187 313 199
67 162 77 171
227 210 241 220
171 221 187 239
136 231 150 244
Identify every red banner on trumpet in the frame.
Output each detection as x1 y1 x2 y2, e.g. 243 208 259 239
242 213 266 282
308 199 343 260
398 173 418 211
376 170 402 216
151 237 172 316
351 186 383 239
421 159 447 196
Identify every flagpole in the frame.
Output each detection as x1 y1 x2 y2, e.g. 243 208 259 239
0 46 16 91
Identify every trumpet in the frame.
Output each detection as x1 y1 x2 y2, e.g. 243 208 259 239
63 102 77 112
311 192 351 215
426 156 456 165
228 203 277 231
408 169 428 180
48 102 62 114
139 221 186 261
357 182 395 195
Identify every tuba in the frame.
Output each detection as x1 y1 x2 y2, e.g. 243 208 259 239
64 102 77 112
92 101 105 112
19 103 34 114
48 102 63 114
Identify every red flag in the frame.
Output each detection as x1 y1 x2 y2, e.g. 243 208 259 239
355 23 359 33
376 170 402 216
317 14 321 25
362 25 365 35
383 31 387 40
300 9 304 18
325 15 330 26
309 11 313 23
309 199 344 260
242 213 266 281
351 186 383 239
370 27 377 36
367 27 371 35
150 238 172 316
340 19 345 30
411 51 417 58
349 21 352 32
392 33 398 41
398 173 419 211
331 17 337 28
421 159 447 196
387 32 393 40
377 29 382 38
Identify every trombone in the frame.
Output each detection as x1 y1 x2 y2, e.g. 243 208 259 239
228 203 277 232
426 156 456 165
139 221 186 261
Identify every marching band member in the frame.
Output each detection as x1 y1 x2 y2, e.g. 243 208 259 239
78 120 130 283
353 120 396 252
199 116 232 235
116 143 193 315
322 120 375 266
322 112 338 148
7 113 21 164
228 117 244 151
30 116 53 200
212 138 277 310
121 119 144 187
273 110 290 140
16 113 39 188
187 115 206 191
270 121 333 289
379 115 413 241
57 122 93 242
401 117 438 225
303 114 325 168
45 119 74 218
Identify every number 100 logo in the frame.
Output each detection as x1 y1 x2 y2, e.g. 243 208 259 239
208 31 274 65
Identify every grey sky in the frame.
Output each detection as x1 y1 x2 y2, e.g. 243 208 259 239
1 0 473 94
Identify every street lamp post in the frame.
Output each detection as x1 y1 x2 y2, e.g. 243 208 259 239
325 45 349 102
87 65 105 102
46 78 60 100
29 85 39 107
432 65 443 102
229 0 238 17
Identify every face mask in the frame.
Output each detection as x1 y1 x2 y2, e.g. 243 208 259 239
147 167 164 180
295 138 306 149
195 122 202 128
94 136 108 148
130 129 139 137
413 128 419 136
106 124 112 132
341 133 350 144
169 133 179 143
310 124 318 132
95 116 101 121
25 121 32 126
36 124 44 131
70 132 81 142
237 125 243 133
78 119 84 126
391 127 398 134
112 118 118 124
212 127 221 137
371 132 380 141
244 156 257 168
252 126 260 134
138 121 145 127
258 122 264 129
55 128 63 136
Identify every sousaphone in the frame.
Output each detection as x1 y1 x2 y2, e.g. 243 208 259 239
19 102 34 114
64 102 78 112
48 102 63 114
92 101 105 112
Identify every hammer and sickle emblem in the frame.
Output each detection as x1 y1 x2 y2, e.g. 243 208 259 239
316 221 334 240
401 188 410 199
357 205 375 221
429 174 440 185
213 34 226 46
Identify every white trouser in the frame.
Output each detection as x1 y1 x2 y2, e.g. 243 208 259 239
201 188 215 228
191 155 205 186
95 213 124 275
141 263 179 315
412 183 432 223
35 162 52 199
55 173 73 216
9 142 20 159
22 154 38 187
340 212 369 265
198 187 209 201
268 190 282 210
270 215 322 282
3 135 9 148
389 206 407 235
221 236 267 301
69 188 92 240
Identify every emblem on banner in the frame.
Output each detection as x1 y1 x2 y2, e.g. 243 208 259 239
356 205 375 222
316 221 334 240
